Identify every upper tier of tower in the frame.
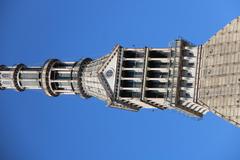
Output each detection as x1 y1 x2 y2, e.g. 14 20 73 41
0 59 92 97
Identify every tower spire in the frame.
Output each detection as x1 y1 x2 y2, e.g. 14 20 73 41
1 17 240 127
0 42 208 115
0 58 92 97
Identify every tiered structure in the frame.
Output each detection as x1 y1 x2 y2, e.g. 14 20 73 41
1 17 240 127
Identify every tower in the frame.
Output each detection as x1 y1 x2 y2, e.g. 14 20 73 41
1 17 240 127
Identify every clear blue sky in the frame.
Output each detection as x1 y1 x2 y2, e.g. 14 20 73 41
0 0 240 160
